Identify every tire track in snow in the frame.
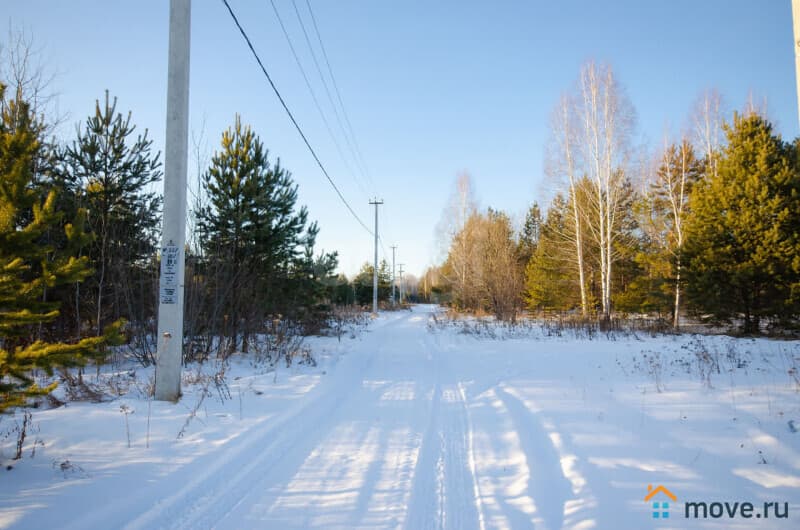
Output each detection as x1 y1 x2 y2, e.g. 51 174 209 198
136 372 370 528
157 315 424 530
405 321 483 530
114 338 387 530
59 363 367 530
403 330 445 530
459 382 488 530
443 382 483 530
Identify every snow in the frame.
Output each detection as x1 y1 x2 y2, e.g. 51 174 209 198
2 304 799 529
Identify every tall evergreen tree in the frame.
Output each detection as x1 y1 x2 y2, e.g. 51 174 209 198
0 85 118 412
525 195 583 312
62 91 162 336
517 202 542 266
197 116 319 350
684 113 800 332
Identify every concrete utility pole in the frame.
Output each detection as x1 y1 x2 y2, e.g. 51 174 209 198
390 245 397 306
155 0 191 401
793 0 800 127
398 264 405 304
369 199 383 315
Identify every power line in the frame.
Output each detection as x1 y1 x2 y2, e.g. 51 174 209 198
290 0 372 190
220 0 372 236
304 0 375 190
267 0 370 200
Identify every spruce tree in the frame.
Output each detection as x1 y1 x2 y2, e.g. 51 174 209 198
0 85 119 412
524 195 582 311
684 113 800 332
517 202 542 266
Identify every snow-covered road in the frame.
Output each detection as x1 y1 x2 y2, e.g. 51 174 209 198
129 305 486 530
3 304 799 529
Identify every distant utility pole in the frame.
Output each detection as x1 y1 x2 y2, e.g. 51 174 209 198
390 245 397 307
398 264 405 304
793 0 800 127
369 198 383 315
155 0 191 402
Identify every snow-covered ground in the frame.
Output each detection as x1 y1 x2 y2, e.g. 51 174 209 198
1 304 799 529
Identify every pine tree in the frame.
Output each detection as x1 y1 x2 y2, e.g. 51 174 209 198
285 240 339 328
62 91 162 336
0 85 119 412
684 113 800 332
197 115 317 350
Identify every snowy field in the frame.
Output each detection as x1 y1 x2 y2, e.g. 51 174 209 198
1 304 799 529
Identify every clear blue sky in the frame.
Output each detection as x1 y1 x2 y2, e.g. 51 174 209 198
5 0 796 277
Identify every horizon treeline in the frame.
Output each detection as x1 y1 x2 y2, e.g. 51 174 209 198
421 62 800 334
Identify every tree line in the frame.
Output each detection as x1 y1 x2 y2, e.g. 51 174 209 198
424 62 800 333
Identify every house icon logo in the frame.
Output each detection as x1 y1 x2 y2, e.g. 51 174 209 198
645 484 677 519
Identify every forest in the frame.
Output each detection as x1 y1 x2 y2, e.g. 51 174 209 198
421 62 800 335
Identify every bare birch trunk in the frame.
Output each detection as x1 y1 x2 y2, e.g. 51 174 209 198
674 259 682 329
556 96 589 316
579 61 633 320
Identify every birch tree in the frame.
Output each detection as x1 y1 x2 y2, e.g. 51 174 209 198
649 138 701 327
576 61 635 319
691 89 724 178
0 28 63 136
547 94 589 316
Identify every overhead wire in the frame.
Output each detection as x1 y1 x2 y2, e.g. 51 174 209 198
220 0 373 236
267 0 371 201
303 0 375 190
290 0 372 192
